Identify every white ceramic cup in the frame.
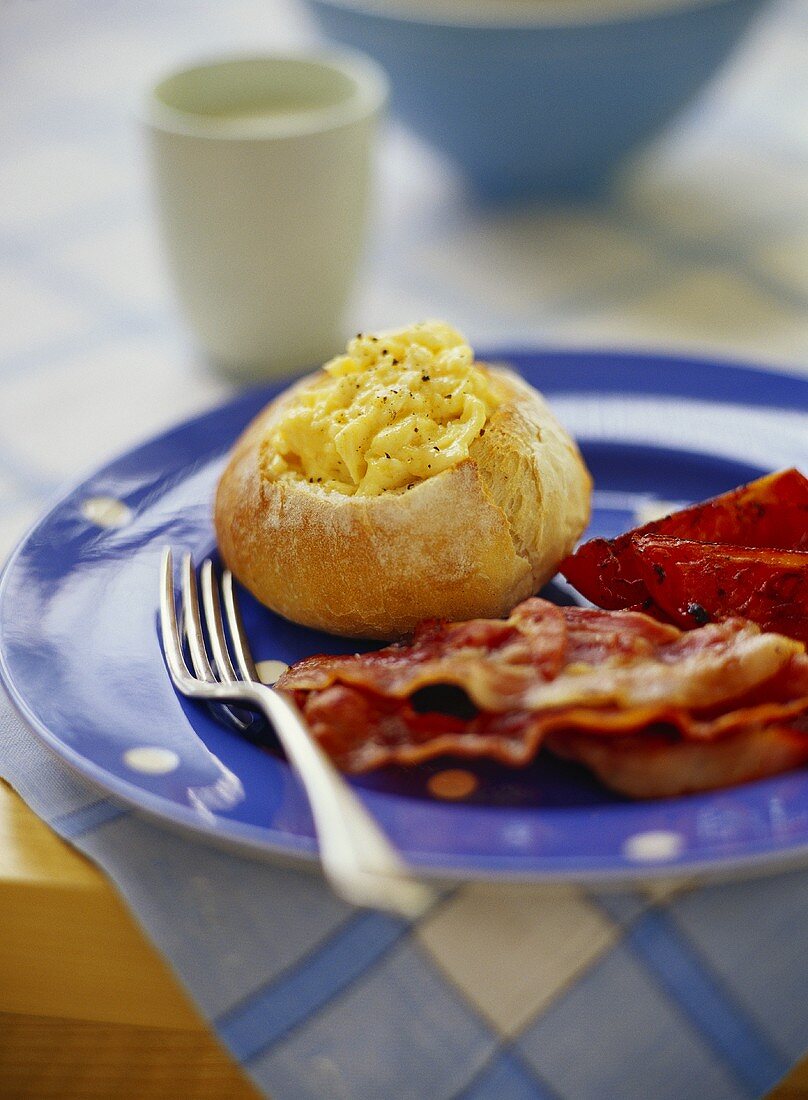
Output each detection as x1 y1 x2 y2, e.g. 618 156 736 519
143 53 388 379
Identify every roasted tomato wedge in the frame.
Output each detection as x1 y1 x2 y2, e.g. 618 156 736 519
631 536 808 643
560 468 808 627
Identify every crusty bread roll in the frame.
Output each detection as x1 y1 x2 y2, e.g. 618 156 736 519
215 344 591 639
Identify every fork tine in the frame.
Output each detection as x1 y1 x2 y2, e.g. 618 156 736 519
200 558 239 684
160 547 193 689
181 552 216 683
221 569 260 684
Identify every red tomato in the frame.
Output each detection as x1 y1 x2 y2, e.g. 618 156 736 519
631 536 808 643
560 468 808 623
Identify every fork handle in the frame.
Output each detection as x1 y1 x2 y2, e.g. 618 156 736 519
248 683 438 918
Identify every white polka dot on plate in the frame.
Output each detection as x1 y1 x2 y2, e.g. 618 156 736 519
501 822 533 848
256 659 289 685
623 830 684 863
123 746 180 775
81 496 133 528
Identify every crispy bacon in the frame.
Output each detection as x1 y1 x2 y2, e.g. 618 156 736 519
281 599 798 716
278 598 808 794
546 722 808 799
281 599 569 712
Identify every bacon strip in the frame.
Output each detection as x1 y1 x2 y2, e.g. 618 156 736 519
278 598 808 794
280 599 569 712
546 722 808 800
281 600 801 714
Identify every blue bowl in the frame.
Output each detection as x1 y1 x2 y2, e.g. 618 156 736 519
304 0 767 199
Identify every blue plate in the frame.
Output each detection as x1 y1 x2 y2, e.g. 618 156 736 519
1 349 807 881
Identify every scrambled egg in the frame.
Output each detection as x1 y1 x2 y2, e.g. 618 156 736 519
262 321 502 495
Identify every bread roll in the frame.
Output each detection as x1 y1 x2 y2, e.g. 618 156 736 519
215 324 591 638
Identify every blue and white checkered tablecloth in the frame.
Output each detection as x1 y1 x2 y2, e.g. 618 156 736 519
3 2 808 1097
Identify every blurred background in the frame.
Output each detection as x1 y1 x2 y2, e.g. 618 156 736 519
2 0 807 563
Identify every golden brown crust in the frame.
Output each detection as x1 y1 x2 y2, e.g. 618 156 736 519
214 365 591 639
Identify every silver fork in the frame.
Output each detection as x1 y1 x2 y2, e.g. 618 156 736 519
159 547 437 918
